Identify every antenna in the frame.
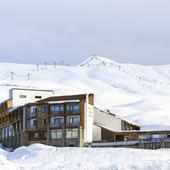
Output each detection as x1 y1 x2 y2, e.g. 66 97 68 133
61 58 64 65
36 64 39 71
11 72 14 80
54 62 57 68
44 62 47 70
27 73 31 80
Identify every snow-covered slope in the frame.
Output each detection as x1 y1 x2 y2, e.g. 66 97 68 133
1 56 170 130
1 143 170 170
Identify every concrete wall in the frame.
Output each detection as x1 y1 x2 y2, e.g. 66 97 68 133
94 108 122 132
10 89 54 107
84 94 94 143
93 108 122 141
93 125 101 141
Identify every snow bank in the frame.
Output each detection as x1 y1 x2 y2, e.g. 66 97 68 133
0 143 169 169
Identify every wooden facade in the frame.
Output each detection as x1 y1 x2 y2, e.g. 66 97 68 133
0 94 94 148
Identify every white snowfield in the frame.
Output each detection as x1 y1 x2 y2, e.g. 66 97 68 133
0 143 170 170
1 56 170 130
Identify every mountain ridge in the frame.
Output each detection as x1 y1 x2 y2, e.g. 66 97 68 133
1 56 170 130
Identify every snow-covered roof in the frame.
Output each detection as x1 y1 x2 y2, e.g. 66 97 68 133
48 100 80 104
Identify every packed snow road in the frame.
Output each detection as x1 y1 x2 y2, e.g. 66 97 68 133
0 143 170 170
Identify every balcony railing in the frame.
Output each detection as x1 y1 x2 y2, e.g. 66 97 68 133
65 122 80 127
27 113 37 118
28 125 37 129
49 110 80 116
50 123 63 128
50 122 80 128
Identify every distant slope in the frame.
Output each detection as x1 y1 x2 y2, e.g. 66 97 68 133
1 56 170 130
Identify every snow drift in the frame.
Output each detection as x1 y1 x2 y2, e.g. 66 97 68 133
0 143 170 170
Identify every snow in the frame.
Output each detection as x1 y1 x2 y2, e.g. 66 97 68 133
1 56 170 130
48 100 80 104
0 143 170 170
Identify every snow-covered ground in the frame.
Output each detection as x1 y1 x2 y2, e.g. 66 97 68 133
0 143 170 170
1 56 170 130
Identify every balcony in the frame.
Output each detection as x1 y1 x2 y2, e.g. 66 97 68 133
65 110 80 115
27 113 37 118
50 111 64 116
28 125 37 130
65 122 80 127
50 123 63 128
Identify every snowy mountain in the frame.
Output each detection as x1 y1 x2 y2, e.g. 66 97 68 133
1 56 170 130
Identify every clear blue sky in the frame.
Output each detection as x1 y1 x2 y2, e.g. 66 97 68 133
0 0 170 65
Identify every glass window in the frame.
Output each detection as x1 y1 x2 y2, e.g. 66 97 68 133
51 105 64 112
67 104 80 111
57 129 63 139
68 117 80 125
66 130 72 139
30 106 37 115
53 117 63 125
72 129 78 138
35 96 42 99
66 129 79 139
34 132 39 138
41 106 48 112
20 95 26 98
51 130 63 139
51 130 57 139
32 119 37 126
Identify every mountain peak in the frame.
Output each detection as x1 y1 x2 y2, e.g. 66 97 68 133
80 56 115 67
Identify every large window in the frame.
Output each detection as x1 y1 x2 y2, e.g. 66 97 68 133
52 117 63 125
51 129 63 139
67 104 80 111
30 106 37 115
19 95 26 98
41 106 48 113
34 132 39 138
51 105 64 112
68 116 80 125
30 119 37 127
66 129 79 139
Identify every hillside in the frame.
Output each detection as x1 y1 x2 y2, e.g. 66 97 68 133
1 56 170 130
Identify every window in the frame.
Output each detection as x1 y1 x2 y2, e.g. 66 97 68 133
19 95 26 98
34 132 39 138
67 104 80 111
41 106 48 112
68 116 80 125
51 130 57 139
35 96 42 99
72 129 78 138
31 119 37 127
44 119 47 125
66 129 72 139
57 129 63 139
51 129 63 139
51 105 64 112
53 117 63 125
30 106 37 115
32 119 37 126
66 129 79 139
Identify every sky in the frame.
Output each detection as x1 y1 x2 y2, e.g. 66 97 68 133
0 0 170 65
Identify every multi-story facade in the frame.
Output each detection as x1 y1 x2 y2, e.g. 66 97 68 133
0 91 94 148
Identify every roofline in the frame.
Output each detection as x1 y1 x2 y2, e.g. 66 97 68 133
9 88 54 93
36 93 94 103
0 99 12 106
